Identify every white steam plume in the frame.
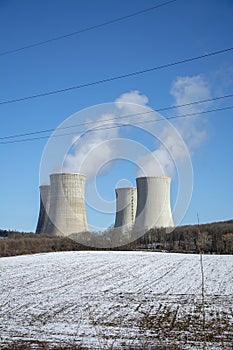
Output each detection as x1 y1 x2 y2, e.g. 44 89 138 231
63 114 119 180
170 75 211 149
62 77 211 180
136 75 212 177
63 91 151 180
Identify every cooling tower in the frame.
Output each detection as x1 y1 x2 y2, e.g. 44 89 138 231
134 176 173 231
46 173 88 237
35 185 50 234
114 187 137 233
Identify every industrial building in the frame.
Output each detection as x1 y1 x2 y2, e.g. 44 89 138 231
134 176 173 231
36 185 50 234
114 187 137 234
36 173 173 238
36 173 88 236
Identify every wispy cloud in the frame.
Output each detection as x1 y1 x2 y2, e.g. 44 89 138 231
138 75 212 177
170 75 211 114
62 76 212 180
170 74 212 149
115 90 149 112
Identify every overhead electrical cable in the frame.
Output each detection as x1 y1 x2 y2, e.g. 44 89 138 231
1 46 233 106
0 0 177 57
1 104 233 145
0 92 233 140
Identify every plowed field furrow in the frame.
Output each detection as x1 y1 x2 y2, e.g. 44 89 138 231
0 251 232 349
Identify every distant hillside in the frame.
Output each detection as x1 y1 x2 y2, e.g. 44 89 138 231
0 232 87 257
0 219 233 257
138 219 233 254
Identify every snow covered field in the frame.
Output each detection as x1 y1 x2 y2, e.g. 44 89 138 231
0 251 232 349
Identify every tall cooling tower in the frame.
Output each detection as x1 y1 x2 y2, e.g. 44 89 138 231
114 187 137 233
134 176 173 231
46 173 88 236
35 185 50 234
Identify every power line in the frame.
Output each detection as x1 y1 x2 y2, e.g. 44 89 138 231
0 0 177 57
1 104 232 145
1 46 233 106
1 92 233 140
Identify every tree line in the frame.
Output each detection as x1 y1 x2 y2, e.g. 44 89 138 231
135 220 233 254
0 219 232 257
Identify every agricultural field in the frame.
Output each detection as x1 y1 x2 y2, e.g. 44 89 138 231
0 251 232 349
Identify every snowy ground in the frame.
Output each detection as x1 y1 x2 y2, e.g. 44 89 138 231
0 251 232 349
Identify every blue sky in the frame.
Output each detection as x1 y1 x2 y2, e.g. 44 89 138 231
1 0 233 232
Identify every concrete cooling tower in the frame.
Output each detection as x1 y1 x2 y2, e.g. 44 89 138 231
134 176 173 231
36 185 50 234
114 187 137 233
46 173 88 237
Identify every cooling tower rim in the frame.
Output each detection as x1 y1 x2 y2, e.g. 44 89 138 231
50 172 86 177
115 187 137 190
39 184 50 189
136 176 171 180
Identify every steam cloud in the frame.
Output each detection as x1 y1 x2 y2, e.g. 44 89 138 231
137 75 212 177
63 75 211 180
63 114 119 180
